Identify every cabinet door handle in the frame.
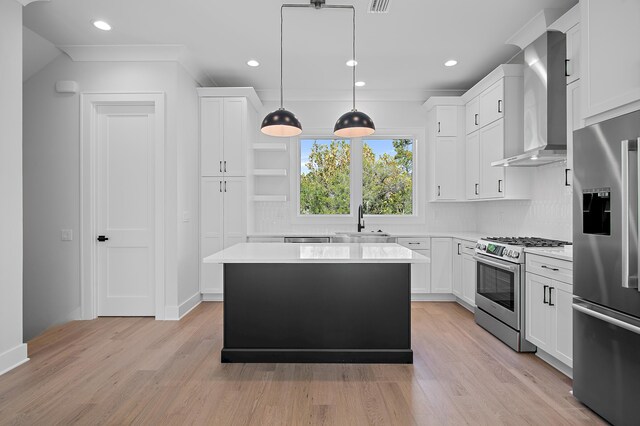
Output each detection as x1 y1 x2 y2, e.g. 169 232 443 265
457 243 461 255
565 168 571 186
474 113 479 126
543 285 549 304
564 59 570 77
224 161 227 172
437 185 441 197
224 181 227 192
541 265 559 272
438 122 441 133
219 161 222 173
498 179 503 193
549 287 555 306
219 181 222 192
475 183 479 195
497 100 503 113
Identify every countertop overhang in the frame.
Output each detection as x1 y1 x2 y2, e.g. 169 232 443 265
203 243 431 264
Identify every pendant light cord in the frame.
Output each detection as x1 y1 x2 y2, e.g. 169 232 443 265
280 3 358 111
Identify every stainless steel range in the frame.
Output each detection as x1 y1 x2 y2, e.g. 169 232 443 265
474 237 571 352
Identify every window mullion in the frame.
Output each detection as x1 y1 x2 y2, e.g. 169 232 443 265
351 137 363 216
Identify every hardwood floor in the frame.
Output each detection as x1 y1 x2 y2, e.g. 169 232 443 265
0 302 604 425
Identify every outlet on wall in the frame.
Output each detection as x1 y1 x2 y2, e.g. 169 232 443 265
61 229 73 241
182 211 191 222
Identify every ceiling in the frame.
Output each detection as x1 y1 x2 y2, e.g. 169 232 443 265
23 0 577 96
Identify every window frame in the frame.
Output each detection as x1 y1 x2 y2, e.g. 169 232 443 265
290 128 425 226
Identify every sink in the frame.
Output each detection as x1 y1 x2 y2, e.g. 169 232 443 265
331 232 396 244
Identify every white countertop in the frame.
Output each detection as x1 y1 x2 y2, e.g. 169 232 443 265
203 243 431 264
524 245 573 262
247 232 484 243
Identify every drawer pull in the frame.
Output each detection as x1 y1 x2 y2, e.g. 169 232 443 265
541 265 560 272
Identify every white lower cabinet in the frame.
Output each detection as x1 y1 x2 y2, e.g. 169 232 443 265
431 238 452 293
200 177 246 296
525 254 573 368
411 250 431 294
461 254 476 307
398 238 431 295
453 239 476 307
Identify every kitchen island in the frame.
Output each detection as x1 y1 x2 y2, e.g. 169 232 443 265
203 243 429 364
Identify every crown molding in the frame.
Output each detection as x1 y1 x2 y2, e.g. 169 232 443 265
16 0 49 5
505 8 565 49
255 88 465 103
56 44 215 87
547 4 579 33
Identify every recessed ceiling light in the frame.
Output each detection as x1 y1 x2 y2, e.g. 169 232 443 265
346 59 358 67
247 59 260 67
355 81 366 87
444 59 458 67
531 155 539 160
92 20 112 31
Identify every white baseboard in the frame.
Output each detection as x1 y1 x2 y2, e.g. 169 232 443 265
454 297 476 313
164 292 203 321
411 293 456 302
535 348 573 378
202 293 223 302
0 344 29 377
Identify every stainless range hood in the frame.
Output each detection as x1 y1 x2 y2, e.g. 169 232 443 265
493 31 567 167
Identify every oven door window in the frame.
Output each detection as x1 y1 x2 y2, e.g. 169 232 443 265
477 261 515 311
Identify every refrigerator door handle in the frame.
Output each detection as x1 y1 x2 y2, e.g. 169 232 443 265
573 302 640 336
621 139 638 289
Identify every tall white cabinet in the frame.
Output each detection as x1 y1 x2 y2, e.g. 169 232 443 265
198 88 261 299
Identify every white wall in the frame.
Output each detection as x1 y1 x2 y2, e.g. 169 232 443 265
0 0 28 375
176 65 201 311
23 54 200 339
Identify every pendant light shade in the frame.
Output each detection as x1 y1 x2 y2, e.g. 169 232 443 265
333 3 375 138
334 109 375 138
261 108 302 137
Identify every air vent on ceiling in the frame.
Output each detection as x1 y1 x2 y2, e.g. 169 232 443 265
368 0 391 13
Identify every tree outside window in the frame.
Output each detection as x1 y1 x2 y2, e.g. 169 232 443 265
299 138 413 216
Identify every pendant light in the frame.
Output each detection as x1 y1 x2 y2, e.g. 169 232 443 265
261 6 302 137
334 7 375 138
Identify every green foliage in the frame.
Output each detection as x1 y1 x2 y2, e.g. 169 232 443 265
363 139 413 215
300 140 351 215
300 139 413 215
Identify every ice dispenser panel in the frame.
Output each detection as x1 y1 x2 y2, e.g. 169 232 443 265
583 189 611 235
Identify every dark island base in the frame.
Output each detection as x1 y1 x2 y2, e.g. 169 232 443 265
222 263 412 364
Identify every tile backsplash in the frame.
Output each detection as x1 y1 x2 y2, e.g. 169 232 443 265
252 162 572 240
475 162 573 241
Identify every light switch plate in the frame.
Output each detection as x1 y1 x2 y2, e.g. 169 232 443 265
61 229 73 241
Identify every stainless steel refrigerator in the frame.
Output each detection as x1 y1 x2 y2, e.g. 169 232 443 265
573 109 640 426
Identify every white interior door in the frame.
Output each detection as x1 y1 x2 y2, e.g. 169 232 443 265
96 104 156 316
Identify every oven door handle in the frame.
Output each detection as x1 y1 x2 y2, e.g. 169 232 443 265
473 255 520 273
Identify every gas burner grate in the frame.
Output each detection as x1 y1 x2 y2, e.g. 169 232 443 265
484 237 572 248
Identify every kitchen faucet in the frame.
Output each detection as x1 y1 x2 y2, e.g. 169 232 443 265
357 204 365 232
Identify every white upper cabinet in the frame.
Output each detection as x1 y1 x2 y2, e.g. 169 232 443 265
566 80 585 186
222 98 246 177
425 99 465 202
435 105 458 137
565 24 581 84
478 79 505 127
200 95 253 177
200 98 224 176
580 0 640 124
465 97 480 135
434 137 458 200
479 120 506 199
465 132 480 200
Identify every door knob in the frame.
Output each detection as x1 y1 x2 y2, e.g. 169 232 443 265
97 235 109 242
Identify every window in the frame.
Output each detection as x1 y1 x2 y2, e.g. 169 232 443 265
299 139 351 215
362 139 413 215
296 135 416 219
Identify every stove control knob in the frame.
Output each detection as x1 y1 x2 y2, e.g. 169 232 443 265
513 252 520 259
